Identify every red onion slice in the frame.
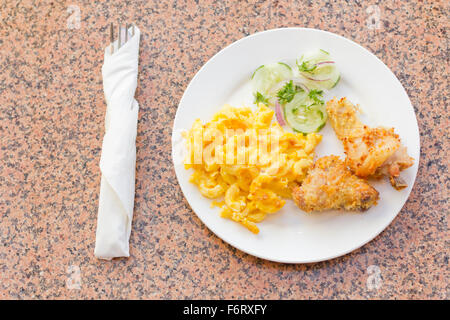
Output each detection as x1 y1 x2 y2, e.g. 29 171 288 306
315 61 335 66
275 101 286 126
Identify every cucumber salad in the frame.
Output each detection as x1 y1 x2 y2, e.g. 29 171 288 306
251 49 340 133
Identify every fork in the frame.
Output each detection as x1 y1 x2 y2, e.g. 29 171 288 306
109 22 135 54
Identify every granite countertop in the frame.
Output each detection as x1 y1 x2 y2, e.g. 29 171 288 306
0 0 447 299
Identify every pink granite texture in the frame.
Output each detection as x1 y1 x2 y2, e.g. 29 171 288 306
0 0 448 299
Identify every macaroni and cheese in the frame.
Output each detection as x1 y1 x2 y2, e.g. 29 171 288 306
183 104 322 233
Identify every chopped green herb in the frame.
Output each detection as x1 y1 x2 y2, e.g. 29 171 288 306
253 91 270 106
320 49 329 55
297 60 317 73
308 89 324 105
305 104 314 111
276 81 304 104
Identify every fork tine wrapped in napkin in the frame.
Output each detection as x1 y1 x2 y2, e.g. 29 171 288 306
94 25 140 260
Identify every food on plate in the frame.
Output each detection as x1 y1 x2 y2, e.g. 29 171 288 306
183 103 322 233
297 49 340 90
251 62 293 96
253 91 270 107
326 97 414 189
292 156 379 212
182 47 411 235
283 88 327 133
250 49 340 133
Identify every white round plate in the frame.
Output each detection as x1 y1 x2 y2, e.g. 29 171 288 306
171 28 420 263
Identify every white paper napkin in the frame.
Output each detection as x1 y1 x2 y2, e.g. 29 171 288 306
94 26 140 260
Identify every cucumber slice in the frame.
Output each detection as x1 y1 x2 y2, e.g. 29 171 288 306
251 62 293 95
284 91 327 133
297 49 340 90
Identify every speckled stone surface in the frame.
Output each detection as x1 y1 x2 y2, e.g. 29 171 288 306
0 0 448 299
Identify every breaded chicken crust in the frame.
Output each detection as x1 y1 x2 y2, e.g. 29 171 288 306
326 98 414 189
292 156 379 212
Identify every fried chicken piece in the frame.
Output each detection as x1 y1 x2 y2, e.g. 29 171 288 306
326 98 414 189
292 156 379 212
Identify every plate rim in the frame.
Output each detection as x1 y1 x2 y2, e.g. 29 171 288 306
171 27 420 263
